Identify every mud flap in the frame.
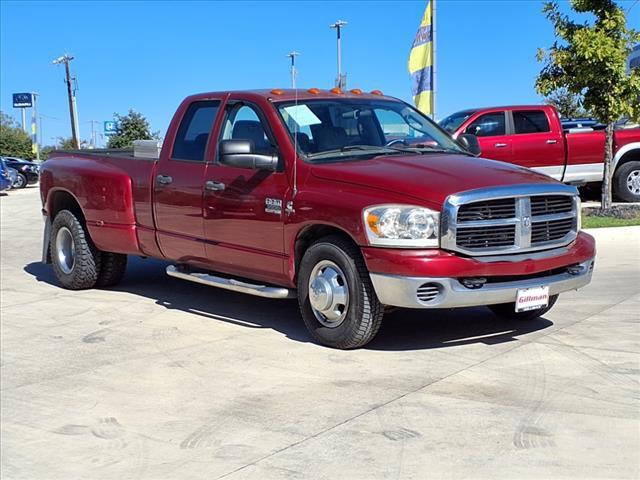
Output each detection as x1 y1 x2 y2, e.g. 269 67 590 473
42 216 51 264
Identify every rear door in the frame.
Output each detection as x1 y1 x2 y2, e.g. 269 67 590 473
154 99 221 263
509 109 564 172
461 111 513 162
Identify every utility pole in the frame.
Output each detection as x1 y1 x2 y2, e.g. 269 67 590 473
21 108 27 133
87 120 99 148
52 54 80 149
287 51 300 89
330 20 347 89
31 92 40 161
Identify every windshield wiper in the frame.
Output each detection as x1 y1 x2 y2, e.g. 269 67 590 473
308 145 407 160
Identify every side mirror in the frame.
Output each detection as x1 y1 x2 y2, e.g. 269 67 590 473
219 139 278 171
457 133 482 156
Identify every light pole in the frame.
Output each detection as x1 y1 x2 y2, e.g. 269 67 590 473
330 20 347 89
287 51 300 89
52 54 80 149
31 92 40 161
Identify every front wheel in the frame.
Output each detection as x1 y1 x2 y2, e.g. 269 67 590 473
489 294 559 321
14 173 27 189
297 235 384 349
613 161 640 202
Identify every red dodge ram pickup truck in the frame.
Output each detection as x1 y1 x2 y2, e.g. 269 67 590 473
40 89 595 348
440 105 640 202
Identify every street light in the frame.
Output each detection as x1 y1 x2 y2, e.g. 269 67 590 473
287 51 301 89
330 20 347 89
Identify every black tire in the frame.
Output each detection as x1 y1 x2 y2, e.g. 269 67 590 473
613 161 640 202
297 235 384 349
50 209 101 290
96 252 127 287
14 173 27 189
489 294 559 321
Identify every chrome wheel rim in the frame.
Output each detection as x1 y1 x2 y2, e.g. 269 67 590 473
55 226 75 274
308 260 349 328
14 175 25 188
626 170 640 195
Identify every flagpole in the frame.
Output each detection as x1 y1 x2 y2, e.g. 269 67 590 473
432 0 437 120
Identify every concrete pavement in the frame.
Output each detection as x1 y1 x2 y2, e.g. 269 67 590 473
1 187 639 479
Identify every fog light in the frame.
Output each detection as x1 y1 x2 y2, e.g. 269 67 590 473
567 264 583 275
461 277 487 289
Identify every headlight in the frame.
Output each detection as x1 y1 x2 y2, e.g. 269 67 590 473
363 205 439 247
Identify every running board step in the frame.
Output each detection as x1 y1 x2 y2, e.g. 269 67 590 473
166 265 295 299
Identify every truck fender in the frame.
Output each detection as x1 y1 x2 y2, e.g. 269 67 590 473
613 142 640 171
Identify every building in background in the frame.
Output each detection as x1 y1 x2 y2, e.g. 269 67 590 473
629 44 640 72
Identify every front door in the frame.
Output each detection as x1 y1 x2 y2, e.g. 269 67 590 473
154 100 221 263
462 111 513 163
203 102 289 284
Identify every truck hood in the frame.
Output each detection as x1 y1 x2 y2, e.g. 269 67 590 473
310 153 556 207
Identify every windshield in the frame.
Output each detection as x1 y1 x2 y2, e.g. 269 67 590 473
439 110 476 134
276 99 465 161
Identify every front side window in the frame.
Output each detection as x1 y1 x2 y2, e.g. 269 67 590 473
439 110 476 134
465 112 506 137
276 99 464 161
172 101 220 161
220 105 275 156
513 110 550 134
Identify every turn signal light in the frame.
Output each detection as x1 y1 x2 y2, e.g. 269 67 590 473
370 89 384 95
270 89 284 95
330 87 343 94
307 88 321 94
350 88 363 95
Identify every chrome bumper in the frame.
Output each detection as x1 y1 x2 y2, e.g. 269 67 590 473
369 259 594 309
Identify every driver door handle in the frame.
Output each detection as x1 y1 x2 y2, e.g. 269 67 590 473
546 139 558 144
156 174 173 185
205 180 225 192
494 143 508 148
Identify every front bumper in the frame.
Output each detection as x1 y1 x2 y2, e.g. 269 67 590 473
370 258 594 309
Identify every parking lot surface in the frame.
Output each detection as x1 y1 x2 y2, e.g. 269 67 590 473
1 187 639 480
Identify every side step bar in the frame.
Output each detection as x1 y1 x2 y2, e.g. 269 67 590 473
166 265 295 299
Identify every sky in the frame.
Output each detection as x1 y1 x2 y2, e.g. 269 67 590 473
1 0 639 147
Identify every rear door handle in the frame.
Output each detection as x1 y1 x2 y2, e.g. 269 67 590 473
494 143 508 148
546 139 558 144
156 174 173 185
205 180 225 192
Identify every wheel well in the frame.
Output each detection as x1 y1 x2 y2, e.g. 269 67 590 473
294 225 358 278
50 191 85 224
616 149 640 170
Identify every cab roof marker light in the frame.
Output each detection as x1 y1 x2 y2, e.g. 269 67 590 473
350 89 363 95
370 89 384 95
270 89 284 95
330 87 343 94
307 88 321 94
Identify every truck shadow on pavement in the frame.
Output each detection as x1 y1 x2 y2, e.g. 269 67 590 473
25 256 553 351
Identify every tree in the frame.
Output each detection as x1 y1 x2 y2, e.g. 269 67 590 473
544 87 588 118
106 110 157 149
536 0 640 210
56 137 88 150
0 112 34 159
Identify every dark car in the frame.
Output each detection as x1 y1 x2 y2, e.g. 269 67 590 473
0 158 13 192
1 156 40 188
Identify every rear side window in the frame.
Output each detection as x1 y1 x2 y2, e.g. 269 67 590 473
172 101 220 161
513 110 550 134
465 112 506 137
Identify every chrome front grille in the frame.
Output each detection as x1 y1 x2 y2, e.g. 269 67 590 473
441 184 579 256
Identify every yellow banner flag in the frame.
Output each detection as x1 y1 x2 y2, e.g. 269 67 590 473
408 1 434 116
